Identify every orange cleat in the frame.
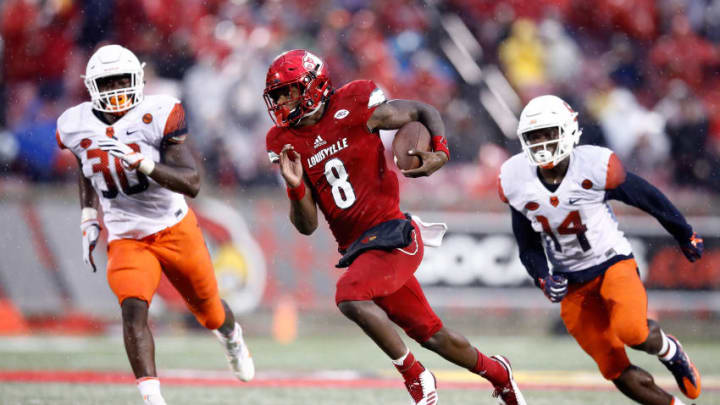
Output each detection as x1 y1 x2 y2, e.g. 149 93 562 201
660 335 701 399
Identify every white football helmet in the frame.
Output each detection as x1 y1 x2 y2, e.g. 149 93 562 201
84 45 145 113
517 95 582 167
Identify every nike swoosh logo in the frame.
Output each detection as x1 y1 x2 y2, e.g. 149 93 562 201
569 198 580 204
126 130 139 135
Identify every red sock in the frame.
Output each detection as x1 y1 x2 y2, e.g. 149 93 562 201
471 348 508 385
394 351 425 380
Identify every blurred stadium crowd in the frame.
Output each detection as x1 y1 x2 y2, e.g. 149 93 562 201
1 0 719 198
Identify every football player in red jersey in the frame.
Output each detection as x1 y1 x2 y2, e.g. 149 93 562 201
264 49 526 405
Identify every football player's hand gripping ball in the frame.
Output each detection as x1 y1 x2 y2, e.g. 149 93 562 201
539 274 568 303
96 138 155 174
80 216 101 273
402 150 448 178
279 144 304 188
680 232 704 262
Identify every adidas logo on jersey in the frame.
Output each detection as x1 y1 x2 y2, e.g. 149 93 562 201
313 135 327 148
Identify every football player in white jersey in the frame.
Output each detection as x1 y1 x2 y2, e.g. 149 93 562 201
498 95 704 405
56 45 254 405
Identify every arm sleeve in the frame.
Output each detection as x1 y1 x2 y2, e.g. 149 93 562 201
605 172 693 242
162 103 188 144
511 206 549 286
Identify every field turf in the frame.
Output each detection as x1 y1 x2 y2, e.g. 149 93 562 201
0 334 718 404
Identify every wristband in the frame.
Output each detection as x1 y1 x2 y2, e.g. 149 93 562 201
286 182 306 201
431 135 450 160
138 159 155 175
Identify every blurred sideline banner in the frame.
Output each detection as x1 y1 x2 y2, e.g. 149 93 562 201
0 195 718 320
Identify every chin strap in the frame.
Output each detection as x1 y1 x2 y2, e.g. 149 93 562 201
301 102 324 120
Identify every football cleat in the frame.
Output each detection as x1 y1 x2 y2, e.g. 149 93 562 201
660 335 701 399
142 393 167 405
404 366 438 405
490 355 527 405
213 323 255 382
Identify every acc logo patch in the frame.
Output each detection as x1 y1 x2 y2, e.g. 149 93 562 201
550 196 559 207
525 202 539 211
582 179 593 189
143 113 153 124
334 109 349 119
80 138 92 149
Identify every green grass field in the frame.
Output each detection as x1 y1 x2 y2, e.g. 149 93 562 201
0 333 718 405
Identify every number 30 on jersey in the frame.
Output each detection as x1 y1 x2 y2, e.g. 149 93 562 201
87 143 149 198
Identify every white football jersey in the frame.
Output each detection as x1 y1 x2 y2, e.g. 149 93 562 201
57 95 189 241
499 145 632 273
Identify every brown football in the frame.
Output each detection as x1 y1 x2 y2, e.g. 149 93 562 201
392 121 432 170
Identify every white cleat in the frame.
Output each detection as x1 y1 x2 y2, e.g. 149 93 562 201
404 366 438 405
142 393 167 405
213 322 255 382
490 355 526 405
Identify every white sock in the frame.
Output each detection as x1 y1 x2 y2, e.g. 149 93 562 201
215 322 240 342
391 348 410 366
137 377 162 399
659 330 677 361
671 395 687 405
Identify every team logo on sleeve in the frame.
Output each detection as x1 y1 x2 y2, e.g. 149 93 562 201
334 109 349 120
142 113 153 124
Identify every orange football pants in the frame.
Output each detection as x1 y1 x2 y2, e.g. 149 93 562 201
106 209 225 330
560 258 650 380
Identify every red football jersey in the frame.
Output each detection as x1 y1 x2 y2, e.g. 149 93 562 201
266 80 404 251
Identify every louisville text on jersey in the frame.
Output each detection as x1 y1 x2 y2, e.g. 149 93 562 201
307 137 349 168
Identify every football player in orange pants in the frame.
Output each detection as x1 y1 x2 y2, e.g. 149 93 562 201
57 45 254 405
499 95 703 405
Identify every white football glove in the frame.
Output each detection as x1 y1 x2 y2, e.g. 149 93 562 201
96 138 155 175
80 208 101 273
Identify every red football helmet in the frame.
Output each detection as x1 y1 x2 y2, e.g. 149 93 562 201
263 50 332 127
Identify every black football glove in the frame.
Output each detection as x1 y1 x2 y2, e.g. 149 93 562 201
680 232 703 262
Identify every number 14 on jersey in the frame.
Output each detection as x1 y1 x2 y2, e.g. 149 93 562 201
537 210 591 252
